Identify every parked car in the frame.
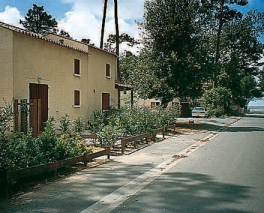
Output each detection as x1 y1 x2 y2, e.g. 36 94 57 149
192 107 209 118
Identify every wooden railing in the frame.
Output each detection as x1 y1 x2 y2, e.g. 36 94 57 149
121 133 152 154
56 134 97 139
3 123 178 194
3 148 110 194
120 123 178 154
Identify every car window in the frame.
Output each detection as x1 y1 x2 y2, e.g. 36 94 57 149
194 107 204 111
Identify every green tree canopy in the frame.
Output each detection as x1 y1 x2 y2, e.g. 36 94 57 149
139 0 212 103
204 87 231 116
126 0 264 110
59 30 72 39
214 10 264 106
104 33 139 53
20 4 58 35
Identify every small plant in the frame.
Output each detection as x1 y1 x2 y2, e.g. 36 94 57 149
0 132 45 170
0 99 14 136
59 114 71 134
21 99 29 133
72 116 85 134
97 125 122 148
54 134 92 160
87 110 104 134
204 87 231 116
37 117 57 162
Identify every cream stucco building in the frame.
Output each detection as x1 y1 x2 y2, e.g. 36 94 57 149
0 21 124 135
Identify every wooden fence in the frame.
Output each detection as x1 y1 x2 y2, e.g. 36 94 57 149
3 123 179 194
120 124 178 154
14 99 42 137
3 148 110 194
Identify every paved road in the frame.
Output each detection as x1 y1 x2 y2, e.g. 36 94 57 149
110 115 264 213
1 116 263 213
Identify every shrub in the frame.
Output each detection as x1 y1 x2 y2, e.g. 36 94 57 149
0 114 96 171
0 99 14 136
97 115 123 147
89 106 179 147
204 87 231 116
0 132 45 170
59 114 71 134
72 116 86 134
37 117 58 162
87 110 104 134
54 134 92 160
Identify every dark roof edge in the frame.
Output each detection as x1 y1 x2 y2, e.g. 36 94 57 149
0 21 90 54
46 32 118 57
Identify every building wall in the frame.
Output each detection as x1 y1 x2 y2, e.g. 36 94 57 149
43 34 118 111
121 90 179 108
0 27 14 106
13 31 89 122
44 34 89 52
9 30 117 126
88 46 118 110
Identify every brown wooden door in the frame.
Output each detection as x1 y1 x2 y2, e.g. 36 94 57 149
29 83 48 129
102 93 110 110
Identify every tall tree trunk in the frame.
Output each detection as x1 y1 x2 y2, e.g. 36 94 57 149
114 0 120 81
213 0 225 88
100 0 108 49
215 0 224 64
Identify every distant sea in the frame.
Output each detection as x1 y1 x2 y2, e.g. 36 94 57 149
247 98 264 113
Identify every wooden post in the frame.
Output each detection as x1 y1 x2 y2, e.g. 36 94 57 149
20 99 27 133
131 89 134 108
14 99 19 132
152 130 156 142
107 148 110 159
118 89 121 109
30 99 37 137
121 139 125 154
83 152 88 166
37 99 41 136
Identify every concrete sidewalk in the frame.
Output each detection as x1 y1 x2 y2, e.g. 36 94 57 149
0 117 240 213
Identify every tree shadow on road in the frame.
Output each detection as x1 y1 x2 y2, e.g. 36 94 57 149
175 122 224 133
246 114 264 118
223 126 264 132
175 117 264 133
0 161 256 213
112 172 253 213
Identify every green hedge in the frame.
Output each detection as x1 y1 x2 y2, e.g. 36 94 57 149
0 105 179 171
88 106 179 147
0 119 91 171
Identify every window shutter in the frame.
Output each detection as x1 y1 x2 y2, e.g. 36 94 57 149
106 64 110 77
74 90 80 106
74 59 80 75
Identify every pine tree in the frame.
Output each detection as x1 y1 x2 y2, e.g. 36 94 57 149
20 4 58 35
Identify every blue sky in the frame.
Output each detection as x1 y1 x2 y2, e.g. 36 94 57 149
0 0 145 50
0 0 72 19
0 0 263 48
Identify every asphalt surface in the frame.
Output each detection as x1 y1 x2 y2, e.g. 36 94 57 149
1 116 258 213
111 115 264 213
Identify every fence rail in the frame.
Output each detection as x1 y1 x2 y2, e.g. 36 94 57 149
3 123 179 195
120 124 177 154
3 149 110 195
